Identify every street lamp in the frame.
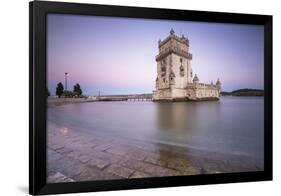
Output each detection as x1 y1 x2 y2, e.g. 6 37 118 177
64 72 69 91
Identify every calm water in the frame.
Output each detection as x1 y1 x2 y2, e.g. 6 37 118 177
48 96 264 160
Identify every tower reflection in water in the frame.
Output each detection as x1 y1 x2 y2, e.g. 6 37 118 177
154 101 222 161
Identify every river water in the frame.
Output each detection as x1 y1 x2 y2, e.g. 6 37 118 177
47 96 264 161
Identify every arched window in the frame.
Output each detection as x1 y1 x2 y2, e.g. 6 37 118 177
161 58 166 77
170 71 175 84
180 65 184 77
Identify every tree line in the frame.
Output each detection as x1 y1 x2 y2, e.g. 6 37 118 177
46 83 83 98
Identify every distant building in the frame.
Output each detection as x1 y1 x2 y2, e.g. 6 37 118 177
152 29 221 101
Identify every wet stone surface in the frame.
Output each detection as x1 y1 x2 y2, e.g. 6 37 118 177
47 123 263 183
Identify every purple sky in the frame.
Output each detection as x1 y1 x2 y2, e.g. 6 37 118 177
47 14 264 95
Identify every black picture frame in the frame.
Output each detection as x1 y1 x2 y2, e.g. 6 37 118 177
29 1 273 195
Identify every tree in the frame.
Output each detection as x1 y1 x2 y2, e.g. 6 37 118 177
46 87 50 97
56 82 64 98
73 83 82 96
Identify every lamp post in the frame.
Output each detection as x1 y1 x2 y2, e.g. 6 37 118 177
64 72 69 91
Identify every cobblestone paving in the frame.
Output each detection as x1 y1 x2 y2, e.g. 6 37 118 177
47 123 263 183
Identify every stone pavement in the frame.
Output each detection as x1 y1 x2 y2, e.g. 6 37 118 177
47 123 263 183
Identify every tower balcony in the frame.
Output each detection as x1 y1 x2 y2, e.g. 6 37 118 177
156 48 192 61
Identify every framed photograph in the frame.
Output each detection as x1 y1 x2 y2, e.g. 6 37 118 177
29 1 272 195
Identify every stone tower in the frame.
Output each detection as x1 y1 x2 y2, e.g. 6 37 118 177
152 29 221 101
155 29 193 91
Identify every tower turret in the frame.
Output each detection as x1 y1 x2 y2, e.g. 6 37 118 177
170 28 175 35
193 74 199 85
216 78 221 89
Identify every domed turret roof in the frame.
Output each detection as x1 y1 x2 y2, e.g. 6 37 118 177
170 28 175 35
193 74 199 82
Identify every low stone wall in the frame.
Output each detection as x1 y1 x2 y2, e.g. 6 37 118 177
152 97 219 102
152 85 220 101
195 88 220 99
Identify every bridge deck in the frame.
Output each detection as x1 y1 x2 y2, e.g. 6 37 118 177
96 95 152 101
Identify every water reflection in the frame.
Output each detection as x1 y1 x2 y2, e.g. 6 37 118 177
155 101 222 146
48 97 263 159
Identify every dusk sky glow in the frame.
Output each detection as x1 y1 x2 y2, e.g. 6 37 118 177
47 14 264 95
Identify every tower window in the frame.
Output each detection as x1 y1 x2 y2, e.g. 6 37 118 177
180 65 184 77
169 71 175 84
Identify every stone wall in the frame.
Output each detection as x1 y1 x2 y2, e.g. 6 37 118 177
152 83 220 101
195 84 220 99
